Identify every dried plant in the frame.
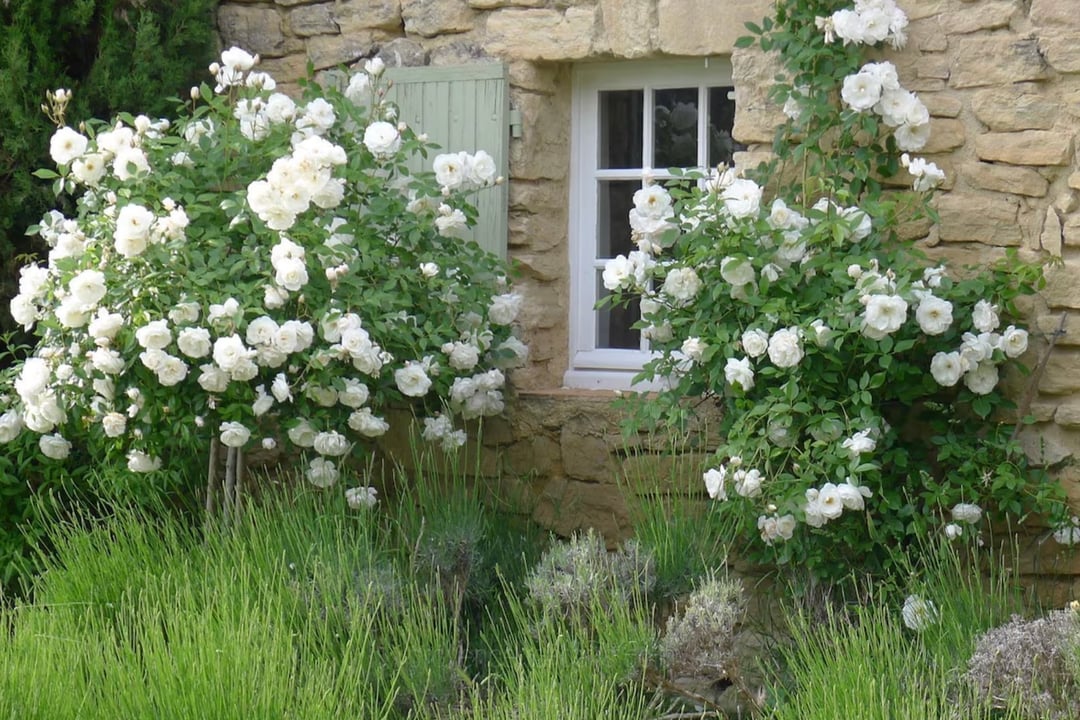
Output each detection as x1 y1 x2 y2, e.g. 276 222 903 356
964 610 1080 719
660 575 745 683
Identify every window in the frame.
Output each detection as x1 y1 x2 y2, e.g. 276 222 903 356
565 59 741 390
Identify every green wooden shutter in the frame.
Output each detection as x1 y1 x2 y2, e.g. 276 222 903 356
384 64 509 259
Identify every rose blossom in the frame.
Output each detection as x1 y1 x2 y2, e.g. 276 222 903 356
741 329 769 358
307 457 339 488
703 467 727 500
394 362 432 397
951 502 982 524
724 357 754 391
767 327 804 368
963 361 998 395
662 267 702 304
915 295 953 336
39 433 71 460
972 300 1000 333
346 486 379 510
219 421 251 448
363 121 401 156
1001 325 1028 358
930 351 964 387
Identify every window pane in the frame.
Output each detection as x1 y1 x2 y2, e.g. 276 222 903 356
708 86 745 167
596 180 638 258
599 90 643 169
597 271 641 350
654 88 698 169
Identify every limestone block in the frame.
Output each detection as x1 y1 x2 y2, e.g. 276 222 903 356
921 118 965 154
1043 207 1064 256
513 251 565 282
598 0 653 58
508 61 563 94
1039 33 1080 73
1036 312 1080 345
1043 263 1080 310
963 162 1049 197
560 426 615 483
532 477 632 541
656 0 772 55
469 0 545 7
305 33 379 70
402 0 475 37
922 93 961 118
427 40 490 65
732 49 785 145
1020 422 1078 469
1065 215 1080 246
971 86 1059 131
1031 0 1080 27
1040 350 1080 394
904 0 948 21
376 38 429 67
1055 398 1080 428
950 35 1049 88
910 17 947 52
485 8 595 60
940 1 1016 34
934 192 1021 245
217 5 302 58
257 54 312 86
975 131 1074 166
289 3 339 37
504 435 561 476
334 0 403 33
508 91 570 180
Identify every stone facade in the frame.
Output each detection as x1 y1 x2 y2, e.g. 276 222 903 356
217 0 1080 588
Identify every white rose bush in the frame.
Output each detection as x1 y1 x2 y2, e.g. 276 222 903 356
0 48 526 492
604 0 1067 580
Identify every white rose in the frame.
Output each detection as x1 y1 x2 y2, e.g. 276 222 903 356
126 450 162 473
135 320 172 350
271 373 293 403
219 421 251 448
307 457 340 488
433 152 468 189
363 121 401 157
198 364 229 393
603 255 634 291
102 411 127 438
915 295 953 336
902 594 938 631
734 468 763 498
49 126 88 165
114 204 154 258
721 178 763 219
767 327 804 368
88 310 124 341
836 481 872 510
90 347 125 375
810 319 832 347
68 270 107 306
274 256 309 292
469 150 497 185
841 429 877 457
288 419 318 447
841 70 882 111
951 502 982 524
0 411 24 442
681 337 706 362
313 430 351 457
177 327 212 358
724 356 755 391
489 293 522 325
1001 325 1029 358
442 341 480 371
720 256 755 287
862 294 908 339
155 354 189 387
39 433 71 460
338 379 369 408
741 329 769 358
963 361 999 395
394 362 432 397
420 262 440 278
971 300 1000 333
703 467 727 500
945 523 963 540
348 408 390 437
213 334 253 372
929 351 964 387
662 267 702 304
817 483 844 519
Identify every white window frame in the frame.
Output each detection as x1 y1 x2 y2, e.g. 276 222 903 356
564 58 736 391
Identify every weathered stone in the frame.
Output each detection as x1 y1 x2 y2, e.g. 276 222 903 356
619 452 713 494
257 54 312 86
910 17 947 52
1069 173 1080 191
508 61 563 94
940 1 1016 34
904 0 948 20
598 0 653 58
1043 207 1064 256
1036 312 1080 345
950 35 1049 88
508 90 570 179
1043 262 1080 310
305 33 379 70
963 162 1049 197
402 0 475 37
975 131 1074 166
289 3 338 37
1018 422 1076 466
971 86 1059 131
934 192 1022 245
921 118 965 153
509 187 569 252
504 435 561 476
514 250 564 281
732 49 785 145
469 0 545 7
485 8 595 60
427 40 490 65
1031 0 1080 27
334 0 403 33
1040 349 1080 394
217 5 301 58
532 477 631 541
1055 399 1080 428
560 425 615 483
376 38 429 67
1039 33 1080 73
1065 216 1080 246
656 0 772 55
922 93 962 118
1028 401 1060 423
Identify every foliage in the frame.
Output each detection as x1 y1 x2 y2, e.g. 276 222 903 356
660 574 745 683
0 49 527 492
604 0 1068 583
0 0 216 337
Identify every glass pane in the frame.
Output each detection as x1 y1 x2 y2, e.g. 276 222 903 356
596 180 638 258
597 271 641 350
599 90 643 169
708 86 745 167
654 88 698 168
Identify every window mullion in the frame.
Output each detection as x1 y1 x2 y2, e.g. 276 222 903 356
698 84 709 170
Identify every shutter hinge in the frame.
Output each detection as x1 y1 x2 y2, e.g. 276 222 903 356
509 107 523 138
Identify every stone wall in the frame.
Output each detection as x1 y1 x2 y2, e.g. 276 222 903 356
217 0 1080 588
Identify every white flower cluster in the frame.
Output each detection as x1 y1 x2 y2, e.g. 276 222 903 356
816 0 908 49
944 502 983 539
901 153 945 193
840 61 930 152
1 47 526 483
928 301 1027 393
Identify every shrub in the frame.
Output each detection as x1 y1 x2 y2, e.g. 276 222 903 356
660 574 745 683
